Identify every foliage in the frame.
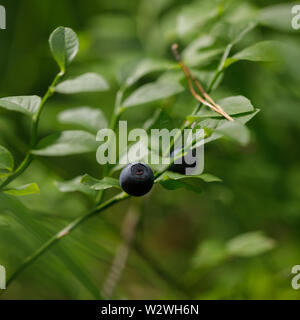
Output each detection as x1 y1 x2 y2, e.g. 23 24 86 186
0 0 299 300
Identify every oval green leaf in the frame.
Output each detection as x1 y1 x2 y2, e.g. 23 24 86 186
55 176 96 196
81 175 120 190
58 106 108 133
0 95 41 116
32 130 98 156
188 96 255 121
226 231 276 257
124 58 173 87
231 40 282 62
3 183 40 196
55 73 109 94
123 81 184 108
49 27 79 72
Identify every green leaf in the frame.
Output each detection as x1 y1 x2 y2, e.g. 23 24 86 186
0 145 14 177
217 95 254 115
231 40 282 62
49 27 79 72
157 171 221 193
183 35 215 59
3 183 40 196
194 173 222 183
259 3 296 32
55 73 109 94
32 130 98 156
197 109 260 145
177 2 220 37
0 96 41 116
185 48 224 67
192 231 275 268
235 109 260 124
55 176 96 196
226 231 276 257
81 175 120 190
192 240 228 269
57 106 108 133
182 35 224 67
187 96 254 121
159 178 202 193
125 58 173 87
157 171 221 182
215 121 251 146
123 80 184 108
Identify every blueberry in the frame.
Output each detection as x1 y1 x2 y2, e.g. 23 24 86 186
169 147 197 175
119 162 154 197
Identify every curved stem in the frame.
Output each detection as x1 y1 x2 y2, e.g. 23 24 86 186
30 71 64 147
0 71 64 191
0 153 33 190
6 192 129 288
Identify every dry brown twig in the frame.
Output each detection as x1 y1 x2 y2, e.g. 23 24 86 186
172 43 234 122
101 206 140 299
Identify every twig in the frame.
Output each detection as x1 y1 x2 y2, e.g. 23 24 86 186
5 192 130 288
171 43 233 121
101 206 140 298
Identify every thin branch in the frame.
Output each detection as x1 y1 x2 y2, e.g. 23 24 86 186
0 71 64 191
101 206 140 298
171 43 234 122
30 71 64 147
6 192 130 288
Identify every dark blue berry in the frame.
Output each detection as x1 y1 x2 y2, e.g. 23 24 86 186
169 147 197 175
119 162 154 197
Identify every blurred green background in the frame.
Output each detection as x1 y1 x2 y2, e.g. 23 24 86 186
0 0 300 299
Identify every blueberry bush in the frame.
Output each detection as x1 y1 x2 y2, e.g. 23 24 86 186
0 0 299 299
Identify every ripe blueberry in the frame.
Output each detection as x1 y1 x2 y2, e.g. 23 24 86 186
119 162 154 197
169 147 197 175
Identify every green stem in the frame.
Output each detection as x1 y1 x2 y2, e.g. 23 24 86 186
95 87 125 205
6 192 129 288
207 22 256 94
30 71 64 147
0 153 33 190
0 71 64 191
